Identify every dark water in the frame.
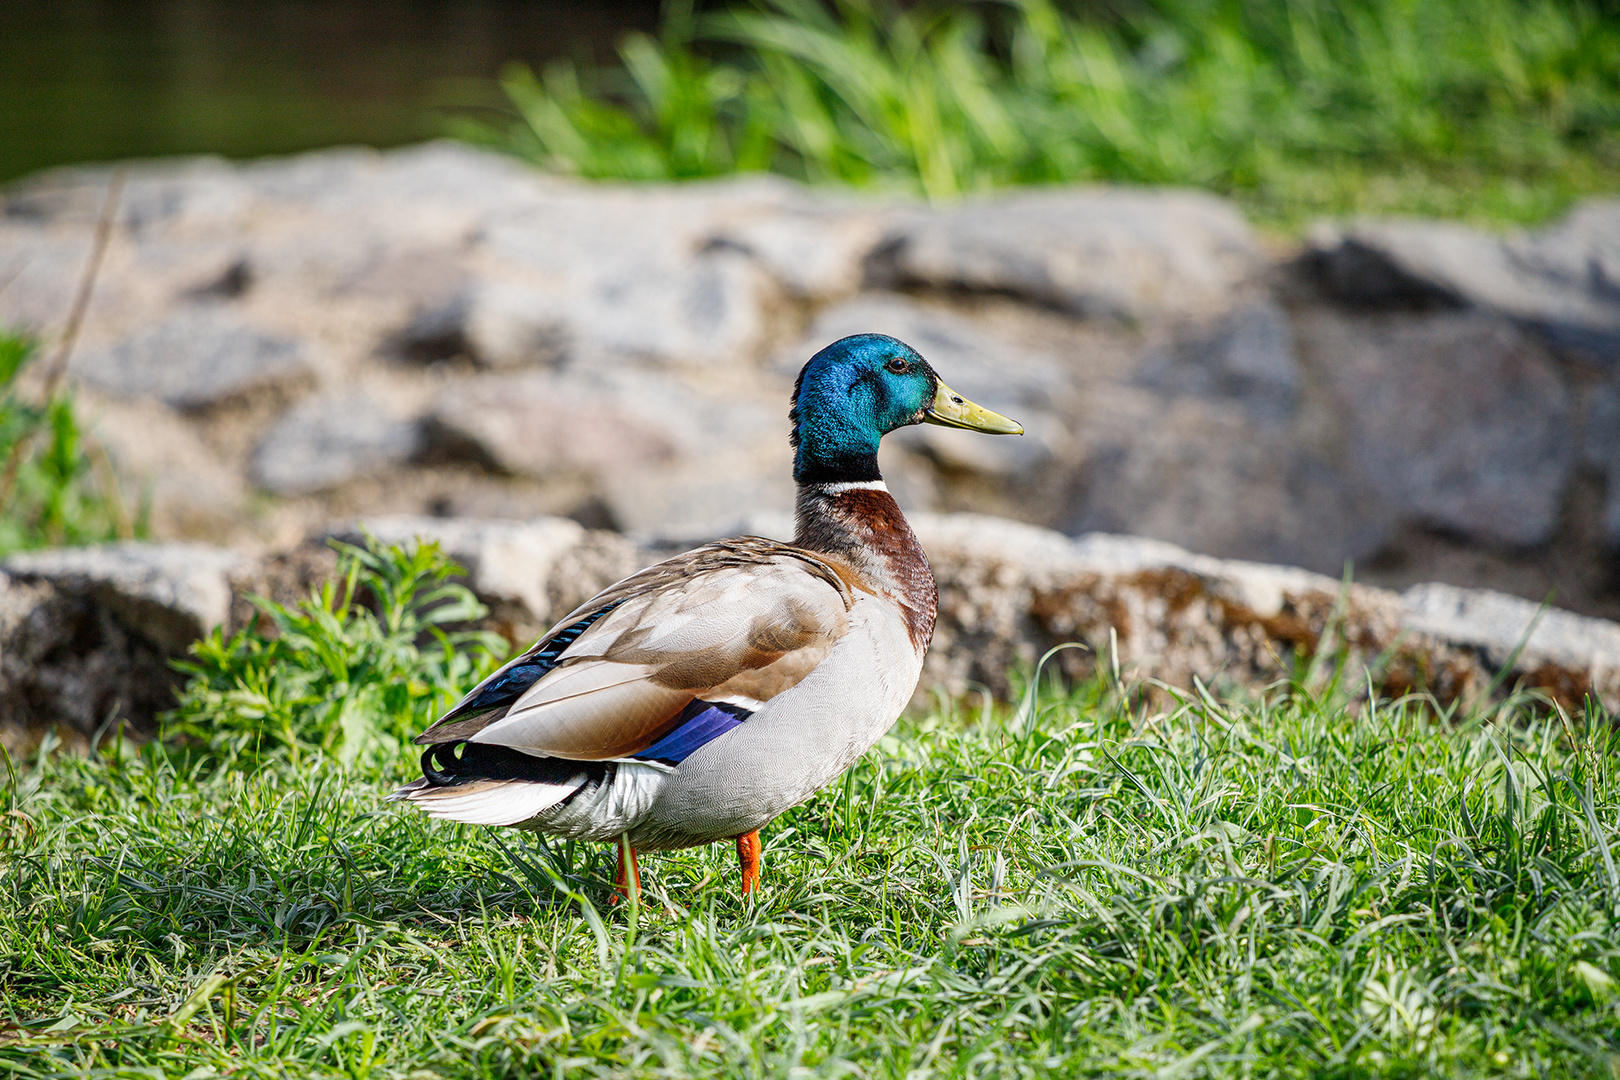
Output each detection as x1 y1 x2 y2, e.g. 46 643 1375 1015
0 0 661 183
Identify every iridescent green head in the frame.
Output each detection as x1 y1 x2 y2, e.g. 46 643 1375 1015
790 334 1022 484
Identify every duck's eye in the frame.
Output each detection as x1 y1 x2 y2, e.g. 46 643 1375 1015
885 358 909 374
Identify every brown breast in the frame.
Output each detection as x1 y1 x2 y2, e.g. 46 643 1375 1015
793 485 938 652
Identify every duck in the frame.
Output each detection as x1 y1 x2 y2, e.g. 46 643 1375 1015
390 333 1022 896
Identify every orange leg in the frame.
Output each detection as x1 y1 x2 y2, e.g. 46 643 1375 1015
736 830 762 896
612 839 640 903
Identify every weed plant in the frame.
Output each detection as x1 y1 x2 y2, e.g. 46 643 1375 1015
459 0 1620 227
0 330 137 555
3 538 1619 1075
166 537 509 768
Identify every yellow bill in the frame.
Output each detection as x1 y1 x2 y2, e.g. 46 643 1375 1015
922 381 1023 435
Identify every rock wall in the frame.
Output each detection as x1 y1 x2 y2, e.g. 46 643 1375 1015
5 517 1617 752
4 142 1618 620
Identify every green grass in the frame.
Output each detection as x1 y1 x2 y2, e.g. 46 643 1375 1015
4 541 1620 1076
0 330 141 556
458 0 1620 229
166 537 507 769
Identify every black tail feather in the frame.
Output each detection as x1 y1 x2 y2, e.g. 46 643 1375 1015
419 742 612 789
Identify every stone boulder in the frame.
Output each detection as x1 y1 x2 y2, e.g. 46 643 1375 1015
71 305 316 411
84 398 250 539
1132 300 1302 424
0 543 252 746
422 367 794 538
3 542 249 653
1308 203 1620 361
708 199 892 301
911 515 1620 710
251 389 424 496
870 187 1263 321
1584 379 1620 551
1304 310 1575 548
1058 389 1389 575
0 571 174 751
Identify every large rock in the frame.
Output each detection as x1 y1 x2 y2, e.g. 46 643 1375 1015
1306 310 1575 548
913 515 1620 710
1584 379 1620 550
598 460 798 543
0 571 177 749
435 244 773 371
709 200 892 301
424 368 792 537
70 305 316 411
0 542 253 746
870 187 1262 321
1309 203 1620 361
1400 581 1620 675
1059 382 1387 574
84 397 249 538
1132 300 1302 424
373 163 815 370
427 370 685 477
251 389 423 495
2 542 249 653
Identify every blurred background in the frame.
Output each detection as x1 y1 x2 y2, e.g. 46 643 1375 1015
0 1 659 183
7 0 1617 220
2 0 1619 618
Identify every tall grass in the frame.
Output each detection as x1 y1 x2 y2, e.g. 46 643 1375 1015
460 0 1620 226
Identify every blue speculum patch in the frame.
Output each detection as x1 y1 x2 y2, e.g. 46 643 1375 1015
636 699 752 764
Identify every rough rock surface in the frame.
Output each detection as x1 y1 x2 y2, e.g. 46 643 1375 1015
1309 205 1620 361
913 515 1620 709
0 571 175 750
252 389 423 495
3 142 1618 622
71 305 316 411
1308 310 1575 548
2 542 249 652
870 187 1263 321
0 544 251 746
6 517 1616 751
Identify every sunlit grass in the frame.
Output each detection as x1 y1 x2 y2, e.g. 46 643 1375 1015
5 670 1618 1076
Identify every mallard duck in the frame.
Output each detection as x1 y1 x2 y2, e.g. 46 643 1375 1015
391 333 1021 895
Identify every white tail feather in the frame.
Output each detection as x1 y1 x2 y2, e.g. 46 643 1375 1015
390 776 584 827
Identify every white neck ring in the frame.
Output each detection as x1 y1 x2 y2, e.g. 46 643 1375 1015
813 480 890 495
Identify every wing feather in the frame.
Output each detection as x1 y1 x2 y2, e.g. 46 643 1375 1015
415 538 855 762
470 668 691 760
